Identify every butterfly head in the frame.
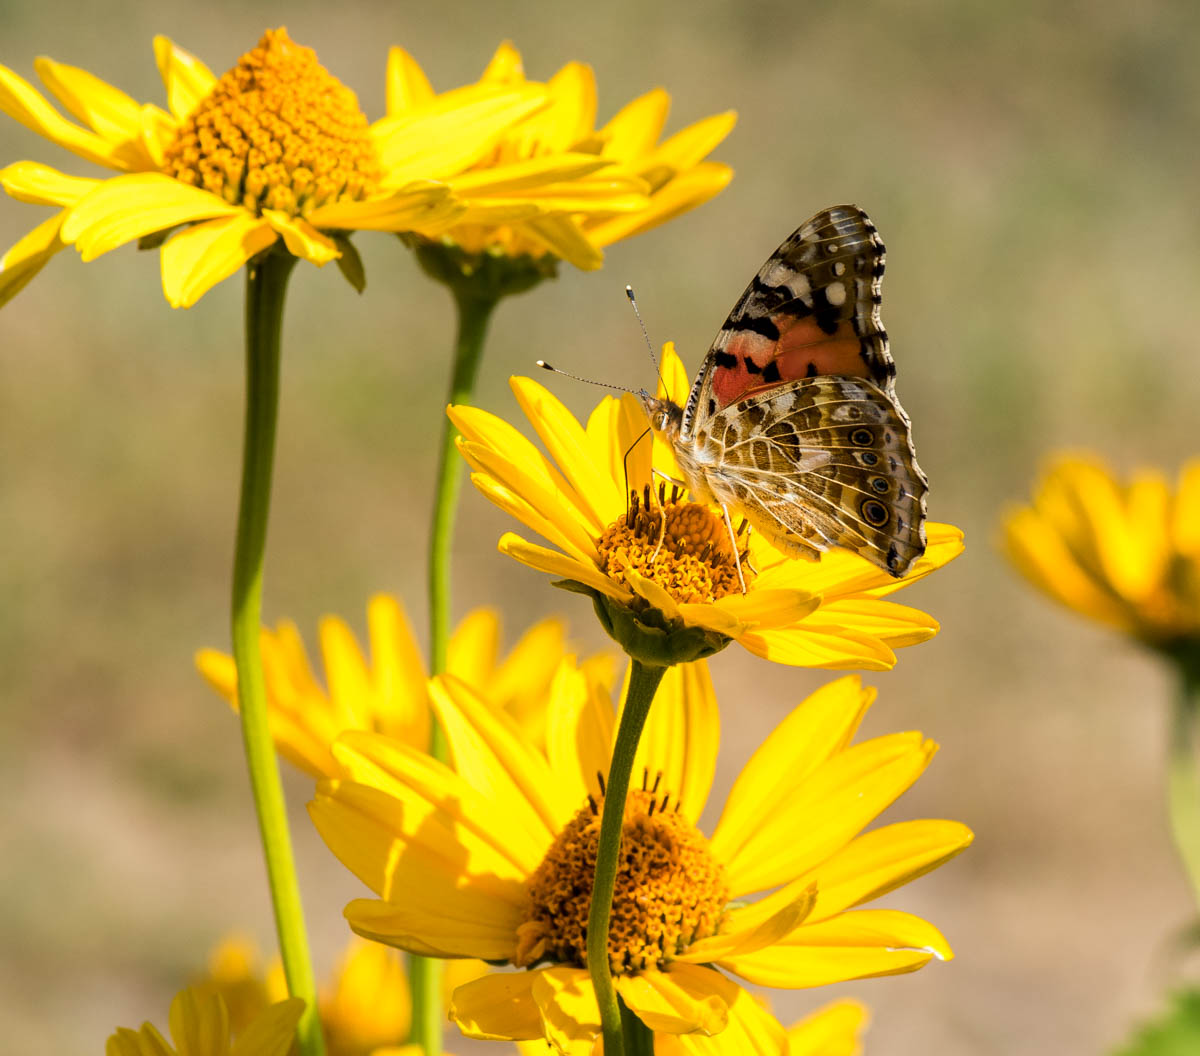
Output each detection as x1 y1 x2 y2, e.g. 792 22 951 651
639 392 683 440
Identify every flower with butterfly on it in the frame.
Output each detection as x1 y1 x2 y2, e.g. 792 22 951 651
196 594 613 777
309 664 971 1053
0 28 559 308
1004 453 1200 655
450 343 961 670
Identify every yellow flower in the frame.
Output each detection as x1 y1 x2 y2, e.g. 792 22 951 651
197 594 608 777
390 41 735 270
196 934 488 1056
106 983 302 1056
1003 453 1200 651
784 1000 869 1056
310 666 972 1053
450 345 963 669
0 28 550 307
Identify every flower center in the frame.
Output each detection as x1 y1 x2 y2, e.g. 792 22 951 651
162 28 380 218
515 777 728 975
596 485 754 605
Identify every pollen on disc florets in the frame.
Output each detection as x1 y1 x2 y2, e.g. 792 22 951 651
596 484 754 605
515 780 728 975
163 28 381 218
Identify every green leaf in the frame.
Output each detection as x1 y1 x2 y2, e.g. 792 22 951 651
333 235 366 293
1114 990 1200 1056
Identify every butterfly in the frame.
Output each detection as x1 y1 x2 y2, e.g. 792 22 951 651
640 205 928 580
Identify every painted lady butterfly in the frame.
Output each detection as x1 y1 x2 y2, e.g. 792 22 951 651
641 205 928 578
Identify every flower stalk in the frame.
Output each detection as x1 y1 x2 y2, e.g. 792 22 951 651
588 658 668 1054
1168 647 1200 913
231 249 325 1056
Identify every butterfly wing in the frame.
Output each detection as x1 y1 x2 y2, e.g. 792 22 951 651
681 204 894 438
696 376 927 576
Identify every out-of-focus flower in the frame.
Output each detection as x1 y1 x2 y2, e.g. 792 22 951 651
105 983 302 1056
0 28 551 306
197 595 610 776
784 999 869 1056
451 345 963 669
310 667 971 1052
197 934 488 1056
1003 453 1200 652
390 40 735 272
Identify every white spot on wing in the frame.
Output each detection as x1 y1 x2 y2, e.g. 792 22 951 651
825 281 847 307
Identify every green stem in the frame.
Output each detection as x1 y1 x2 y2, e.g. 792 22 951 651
620 996 656 1056
232 251 325 1056
588 659 667 1056
1168 655 1200 913
411 287 498 1056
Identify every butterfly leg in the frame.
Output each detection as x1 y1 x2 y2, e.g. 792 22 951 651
720 502 748 595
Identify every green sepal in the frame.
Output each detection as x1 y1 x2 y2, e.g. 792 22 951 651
333 235 366 293
552 580 731 667
1113 989 1200 1056
404 235 558 302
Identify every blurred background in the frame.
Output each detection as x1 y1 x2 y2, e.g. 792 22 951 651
3 1 1200 1052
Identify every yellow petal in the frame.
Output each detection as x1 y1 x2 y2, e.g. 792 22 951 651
518 213 604 269
599 88 670 163
450 971 544 1041
806 599 939 648
636 112 737 182
480 41 526 84
448 607 501 689
719 909 951 988
262 209 340 265
431 675 565 840
0 211 68 308
587 162 733 247
372 87 549 183
716 733 938 895
545 657 615 807
1174 458 1200 558
736 625 895 670
449 153 613 195
61 171 242 258
1 160 100 206
306 183 463 233
680 883 816 963
531 966 602 1051
161 213 278 308
654 973 786 1056
0 62 133 169
168 988 230 1055
634 660 718 824
228 998 305 1056
343 894 521 961
34 57 145 144
712 588 821 629
616 965 728 1036
366 594 430 749
153 36 217 122
784 999 868 1056
586 392 655 500
620 557 684 622
318 615 373 729
675 599 746 638
384 46 434 114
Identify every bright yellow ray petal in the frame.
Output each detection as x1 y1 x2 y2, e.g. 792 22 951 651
371 87 548 183
599 88 670 163
1 160 100 205
679 883 816 963
784 999 868 1056
713 676 871 858
318 615 373 729
674 600 746 637
498 532 632 602
490 615 570 714
160 213 278 308
621 558 685 622
448 607 501 689
717 733 937 895
169 988 229 1055
806 599 939 648
634 660 719 824
1174 458 1200 558
431 675 565 839
450 971 544 1041
33 57 145 144
616 965 728 1036
331 731 548 875
305 183 463 233
228 998 305 1056
736 625 895 670
518 213 604 269
366 594 430 748
469 472 602 568
587 162 734 247
636 112 737 181
343 895 521 961
711 588 821 629
61 171 242 258
385 46 435 114
449 153 613 194
545 656 614 806
531 966 602 1052
0 211 68 308
806 819 974 920
0 63 135 169
153 36 217 122
718 909 951 988
262 209 340 265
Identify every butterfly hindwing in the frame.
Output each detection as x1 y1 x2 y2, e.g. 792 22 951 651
698 376 926 574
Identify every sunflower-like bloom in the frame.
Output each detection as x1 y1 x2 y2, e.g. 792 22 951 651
310 666 972 1052
106 984 302 1056
0 28 555 307
1004 454 1200 652
450 346 963 669
196 934 487 1056
390 41 734 271
197 594 609 777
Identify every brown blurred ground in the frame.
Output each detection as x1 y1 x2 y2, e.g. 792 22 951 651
3 1 1200 1052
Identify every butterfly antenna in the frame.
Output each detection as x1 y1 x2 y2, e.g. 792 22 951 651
536 361 634 394
626 285 665 392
